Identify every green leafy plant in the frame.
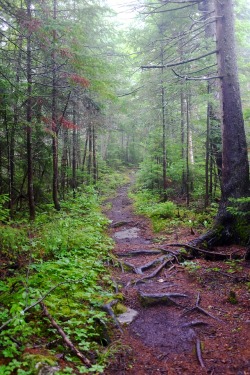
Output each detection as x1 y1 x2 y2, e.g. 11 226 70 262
0 189 115 374
181 260 201 273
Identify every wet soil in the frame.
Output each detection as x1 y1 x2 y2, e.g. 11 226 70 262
103 173 250 375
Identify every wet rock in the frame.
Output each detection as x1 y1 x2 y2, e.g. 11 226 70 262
114 227 140 239
36 364 60 375
117 307 139 325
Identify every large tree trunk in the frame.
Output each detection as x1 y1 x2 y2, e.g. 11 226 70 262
216 0 249 202
195 0 250 247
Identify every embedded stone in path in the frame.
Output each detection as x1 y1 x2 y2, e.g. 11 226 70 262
114 227 140 239
117 308 139 325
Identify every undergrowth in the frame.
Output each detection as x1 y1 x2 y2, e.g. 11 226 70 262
0 182 120 374
129 188 218 233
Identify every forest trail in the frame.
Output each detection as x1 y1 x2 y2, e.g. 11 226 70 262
103 172 250 375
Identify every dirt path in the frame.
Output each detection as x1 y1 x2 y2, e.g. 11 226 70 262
103 173 250 375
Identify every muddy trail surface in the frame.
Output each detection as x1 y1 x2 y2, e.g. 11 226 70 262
103 174 250 375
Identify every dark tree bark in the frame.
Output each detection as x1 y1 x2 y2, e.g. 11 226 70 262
92 122 97 184
26 0 36 220
51 0 60 210
195 0 250 246
72 102 77 195
160 45 168 199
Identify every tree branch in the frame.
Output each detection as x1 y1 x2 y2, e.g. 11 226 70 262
40 302 91 367
141 49 217 69
172 68 222 80
141 3 195 14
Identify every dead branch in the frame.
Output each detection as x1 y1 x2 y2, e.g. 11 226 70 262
40 302 91 368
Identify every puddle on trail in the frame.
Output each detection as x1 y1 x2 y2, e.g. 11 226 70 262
114 227 140 239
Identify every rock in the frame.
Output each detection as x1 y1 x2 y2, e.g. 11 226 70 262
36 364 60 375
117 308 139 325
139 292 188 307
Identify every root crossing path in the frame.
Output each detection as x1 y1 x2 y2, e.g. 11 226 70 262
103 173 250 375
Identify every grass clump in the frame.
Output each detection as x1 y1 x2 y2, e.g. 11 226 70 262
130 189 177 232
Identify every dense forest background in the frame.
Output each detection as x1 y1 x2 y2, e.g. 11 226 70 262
0 0 249 217
0 0 249 374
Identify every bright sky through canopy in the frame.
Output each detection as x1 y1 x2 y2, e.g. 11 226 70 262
106 0 138 27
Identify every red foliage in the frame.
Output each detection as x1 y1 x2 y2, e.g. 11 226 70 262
59 116 79 130
59 48 74 59
21 18 42 33
68 74 90 88
41 117 56 128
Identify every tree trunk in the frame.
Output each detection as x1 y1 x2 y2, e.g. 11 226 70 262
61 127 69 198
161 45 167 199
92 123 97 184
215 0 249 202
195 0 250 247
72 103 77 195
26 0 35 220
51 0 60 210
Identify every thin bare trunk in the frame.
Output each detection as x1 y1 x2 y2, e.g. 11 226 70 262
26 0 35 220
52 0 60 210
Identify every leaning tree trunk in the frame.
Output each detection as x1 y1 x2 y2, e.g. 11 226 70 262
196 0 250 247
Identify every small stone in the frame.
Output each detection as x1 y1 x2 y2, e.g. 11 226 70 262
117 307 139 325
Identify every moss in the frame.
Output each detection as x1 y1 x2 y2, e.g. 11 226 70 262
22 353 58 374
227 290 238 305
113 302 127 314
235 218 250 244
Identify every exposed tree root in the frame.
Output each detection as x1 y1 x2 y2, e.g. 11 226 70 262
116 250 162 257
182 293 223 322
102 301 123 333
40 302 91 368
182 321 209 328
139 291 188 307
137 255 171 274
110 220 133 228
162 243 234 260
196 338 207 370
135 257 174 284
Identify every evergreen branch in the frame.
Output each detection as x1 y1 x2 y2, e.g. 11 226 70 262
141 49 217 69
172 68 222 80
